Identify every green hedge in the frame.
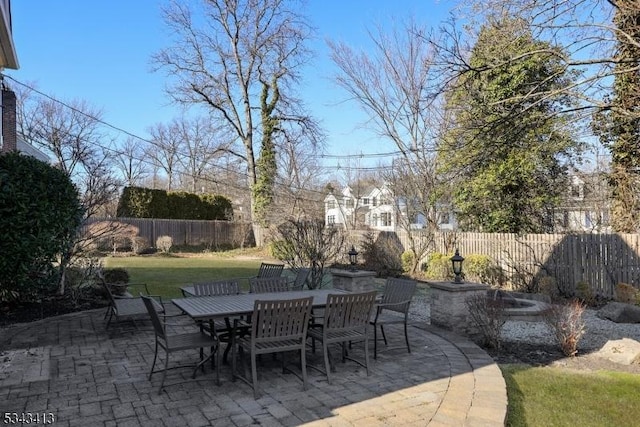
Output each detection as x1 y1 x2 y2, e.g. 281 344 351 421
117 186 232 220
0 152 83 302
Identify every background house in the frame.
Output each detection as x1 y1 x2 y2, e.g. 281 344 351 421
553 172 611 233
324 183 454 231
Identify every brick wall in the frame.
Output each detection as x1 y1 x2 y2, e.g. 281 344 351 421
1 88 17 152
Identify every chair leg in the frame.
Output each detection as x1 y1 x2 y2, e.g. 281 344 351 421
158 350 170 395
380 325 388 345
363 336 370 376
404 320 411 353
231 337 238 382
251 352 259 399
215 343 221 386
322 343 332 383
149 340 159 380
300 347 308 390
373 323 378 359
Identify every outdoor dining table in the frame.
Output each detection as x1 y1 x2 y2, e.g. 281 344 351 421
171 288 349 385
172 288 347 321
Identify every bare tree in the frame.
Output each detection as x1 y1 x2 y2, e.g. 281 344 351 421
113 136 148 187
329 18 449 262
15 84 121 217
152 0 320 226
275 218 345 289
174 116 235 193
14 83 121 292
146 121 182 191
271 129 326 221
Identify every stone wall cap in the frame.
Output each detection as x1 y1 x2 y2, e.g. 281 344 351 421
330 269 377 278
428 281 489 291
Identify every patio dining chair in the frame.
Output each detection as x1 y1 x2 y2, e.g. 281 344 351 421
307 290 377 383
188 280 242 366
141 295 219 395
231 296 313 398
370 277 417 359
103 281 164 327
183 279 240 297
256 262 285 278
249 276 290 293
288 268 311 291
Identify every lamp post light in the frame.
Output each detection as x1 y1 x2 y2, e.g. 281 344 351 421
451 249 464 284
348 245 359 272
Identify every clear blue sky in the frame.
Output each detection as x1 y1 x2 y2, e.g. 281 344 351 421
7 0 453 168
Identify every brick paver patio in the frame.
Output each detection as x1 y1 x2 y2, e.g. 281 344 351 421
0 304 507 426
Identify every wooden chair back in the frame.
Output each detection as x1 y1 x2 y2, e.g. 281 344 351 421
141 295 167 341
192 280 240 296
249 276 290 293
290 268 311 290
257 262 285 278
250 297 313 345
380 278 417 314
323 291 377 334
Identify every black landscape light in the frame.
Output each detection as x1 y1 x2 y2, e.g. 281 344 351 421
348 245 359 271
451 249 464 284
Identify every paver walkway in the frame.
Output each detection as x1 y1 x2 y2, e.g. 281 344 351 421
0 305 507 426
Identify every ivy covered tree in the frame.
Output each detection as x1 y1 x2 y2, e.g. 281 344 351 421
596 2 640 232
0 152 83 302
441 16 581 233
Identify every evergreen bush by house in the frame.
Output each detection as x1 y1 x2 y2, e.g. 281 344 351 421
0 152 83 302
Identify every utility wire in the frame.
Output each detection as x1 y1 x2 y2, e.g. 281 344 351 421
4 75 403 205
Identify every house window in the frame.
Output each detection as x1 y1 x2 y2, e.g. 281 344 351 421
372 197 378 207
381 212 392 226
327 215 335 226
585 211 593 227
346 199 354 208
571 184 582 198
440 212 451 225
327 200 336 209
372 213 378 227
362 198 370 205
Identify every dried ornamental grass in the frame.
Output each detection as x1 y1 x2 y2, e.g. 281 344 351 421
542 299 586 357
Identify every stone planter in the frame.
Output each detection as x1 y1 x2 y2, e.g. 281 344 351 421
331 269 377 292
429 281 489 339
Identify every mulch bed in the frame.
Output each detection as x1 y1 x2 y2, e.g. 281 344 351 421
0 295 107 327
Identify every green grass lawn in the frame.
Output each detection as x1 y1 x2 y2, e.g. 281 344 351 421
502 364 640 427
103 254 265 297
102 253 638 425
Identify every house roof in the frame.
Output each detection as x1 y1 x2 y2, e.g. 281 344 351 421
0 0 18 70
17 137 49 162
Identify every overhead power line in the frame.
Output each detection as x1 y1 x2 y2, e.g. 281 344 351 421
3 75 405 206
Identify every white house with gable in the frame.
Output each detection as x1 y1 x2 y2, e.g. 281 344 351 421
324 183 455 231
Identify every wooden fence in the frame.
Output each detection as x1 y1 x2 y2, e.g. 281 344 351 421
82 217 255 249
82 219 640 298
390 230 640 299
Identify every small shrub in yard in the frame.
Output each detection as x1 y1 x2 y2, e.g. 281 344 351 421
102 268 130 284
615 283 639 305
542 299 586 357
464 254 494 284
424 252 453 281
465 293 507 349
576 281 596 306
538 276 559 301
131 236 151 255
156 235 173 253
401 250 415 273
